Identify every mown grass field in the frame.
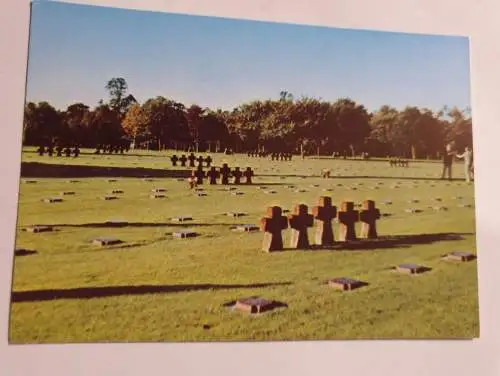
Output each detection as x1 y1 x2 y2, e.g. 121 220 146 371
9 148 479 343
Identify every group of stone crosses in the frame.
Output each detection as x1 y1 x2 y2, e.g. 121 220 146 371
170 153 213 169
37 145 80 158
94 144 130 155
247 151 293 161
259 197 380 252
189 163 254 187
389 158 410 167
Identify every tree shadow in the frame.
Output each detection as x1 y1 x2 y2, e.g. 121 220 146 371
11 282 292 303
14 249 37 257
36 222 257 229
259 174 463 182
20 162 191 179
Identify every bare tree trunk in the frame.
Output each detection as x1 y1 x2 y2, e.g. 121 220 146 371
411 145 417 159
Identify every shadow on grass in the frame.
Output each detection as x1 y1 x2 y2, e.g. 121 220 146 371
14 249 38 257
20 162 191 179
282 233 473 252
36 222 257 229
259 174 463 182
11 282 292 303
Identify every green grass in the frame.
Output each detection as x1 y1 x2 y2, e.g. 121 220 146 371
9 148 479 343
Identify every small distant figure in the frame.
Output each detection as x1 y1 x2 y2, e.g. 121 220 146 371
456 146 474 183
441 143 455 180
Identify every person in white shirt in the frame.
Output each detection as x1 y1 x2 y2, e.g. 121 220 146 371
456 146 474 183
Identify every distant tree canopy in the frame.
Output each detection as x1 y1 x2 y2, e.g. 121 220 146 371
23 77 473 158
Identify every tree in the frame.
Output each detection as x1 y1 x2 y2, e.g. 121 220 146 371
331 98 371 157
63 103 90 145
23 101 63 145
186 104 204 151
105 77 137 118
84 104 123 147
122 104 149 146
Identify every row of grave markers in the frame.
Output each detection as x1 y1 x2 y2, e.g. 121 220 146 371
171 154 213 168
259 197 380 252
189 164 254 185
37 146 80 157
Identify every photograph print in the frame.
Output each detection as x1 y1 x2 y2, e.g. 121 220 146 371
10 0 479 343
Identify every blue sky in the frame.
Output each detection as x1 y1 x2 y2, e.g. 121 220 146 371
26 1 472 112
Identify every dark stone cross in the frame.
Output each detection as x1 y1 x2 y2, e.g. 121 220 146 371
196 156 204 167
193 167 205 185
64 147 71 157
220 163 231 185
47 146 54 156
337 201 359 241
312 196 337 246
243 167 254 184
359 200 381 239
37 146 45 156
171 155 179 166
73 147 80 157
205 156 213 167
206 167 220 185
179 154 188 167
56 145 63 156
188 153 196 167
232 167 243 184
288 204 314 249
260 206 288 252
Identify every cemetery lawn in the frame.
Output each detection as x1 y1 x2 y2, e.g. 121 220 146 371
9 149 479 343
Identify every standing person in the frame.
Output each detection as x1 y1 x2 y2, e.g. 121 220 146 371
456 146 474 183
441 143 455 180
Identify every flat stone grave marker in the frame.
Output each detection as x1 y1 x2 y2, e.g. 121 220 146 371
173 230 198 238
152 188 166 193
196 192 207 197
60 191 75 196
408 199 419 203
25 225 53 233
382 200 393 205
92 237 122 246
294 188 308 193
68 180 80 183
328 278 366 291
232 224 260 232
107 179 117 182
458 203 472 208
405 208 422 213
225 187 237 191
227 212 247 217
150 193 166 199
172 216 193 222
102 195 118 201
371 186 380 190
286 185 296 189
323 188 333 192
256 186 267 190
234 297 283 314
452 196 463 200
310 184 320 187
232 191 244 196
43 197 63 203
23 180 37 184
396 263 429 274
433 197 442 202
110 189 124 194
336 183 343 187
433 206 448 211
443 251 476 262
264 190 277 194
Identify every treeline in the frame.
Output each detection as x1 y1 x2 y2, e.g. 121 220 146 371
23 78 473 159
